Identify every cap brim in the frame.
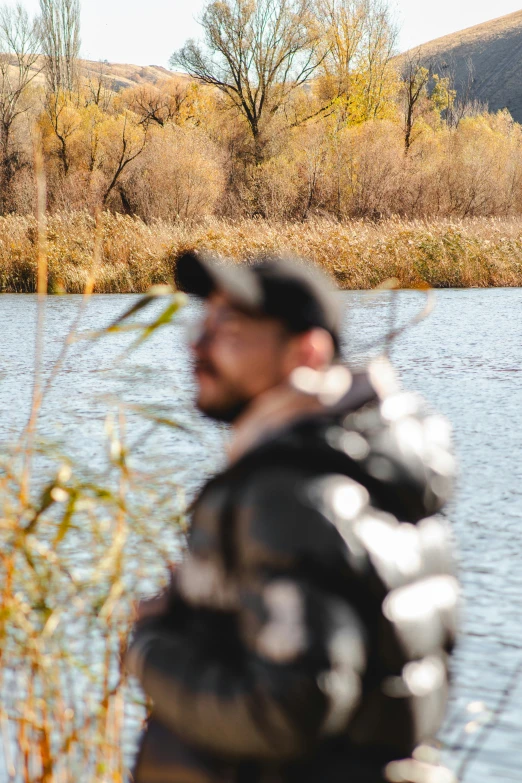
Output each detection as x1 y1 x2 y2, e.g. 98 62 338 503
175 251 263 311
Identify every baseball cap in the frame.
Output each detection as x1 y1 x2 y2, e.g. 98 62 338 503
175 250 341 354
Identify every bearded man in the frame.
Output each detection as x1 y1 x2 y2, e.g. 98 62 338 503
126 252 458 783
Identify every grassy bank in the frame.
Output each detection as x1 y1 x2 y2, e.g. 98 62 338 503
2 212 522 292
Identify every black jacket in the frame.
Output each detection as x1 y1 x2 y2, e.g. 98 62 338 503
127 367 458 783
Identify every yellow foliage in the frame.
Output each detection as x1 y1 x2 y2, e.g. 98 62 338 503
1 39 522 224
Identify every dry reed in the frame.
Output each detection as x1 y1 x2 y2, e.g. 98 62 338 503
0 418 186 782
0 195 188 779
1 212 522 293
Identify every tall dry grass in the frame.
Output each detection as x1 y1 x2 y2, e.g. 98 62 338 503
1 212 522 292
0 418 186 782
0 167 189 779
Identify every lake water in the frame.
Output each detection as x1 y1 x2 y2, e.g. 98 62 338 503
2 289 522 782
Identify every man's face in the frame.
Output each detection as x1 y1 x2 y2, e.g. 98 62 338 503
191 293 294 422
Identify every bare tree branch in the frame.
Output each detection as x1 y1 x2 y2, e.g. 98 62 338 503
39 0 81 94
171 0 324 158
0 2 41 211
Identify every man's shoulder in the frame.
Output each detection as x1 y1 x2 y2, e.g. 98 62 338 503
228 377 455 525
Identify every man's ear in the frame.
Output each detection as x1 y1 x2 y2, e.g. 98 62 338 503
287 328 335 372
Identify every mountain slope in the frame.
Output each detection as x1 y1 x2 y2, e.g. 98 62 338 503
4 58 179 91
402 10 522 122
81 61 187 90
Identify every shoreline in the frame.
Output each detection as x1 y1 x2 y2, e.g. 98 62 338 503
1 212 522 293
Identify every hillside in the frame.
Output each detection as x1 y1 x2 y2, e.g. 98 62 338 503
6 57 180 91
81 60 180 90
401 10 522 122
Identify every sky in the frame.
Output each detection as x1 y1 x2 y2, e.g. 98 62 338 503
16 0 522 67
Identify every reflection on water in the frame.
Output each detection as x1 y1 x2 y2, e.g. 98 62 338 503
1 289 522 782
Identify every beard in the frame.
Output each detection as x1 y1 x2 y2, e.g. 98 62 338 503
195 359 252 423
197 396 251 424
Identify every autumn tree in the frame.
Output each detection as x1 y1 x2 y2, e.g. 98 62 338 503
98 111 147 207
400 50 431 151
315 0 397 123
317 0 369 101
84 60 114 112
400 49 459 152
0 3 41 211
356 0 397 120
122 79 196 128
39 0 81 94
439 57 474 128
430 72 456 121
171 0 324 161
124 124 225 220
38 0 82 190
41 89 81 174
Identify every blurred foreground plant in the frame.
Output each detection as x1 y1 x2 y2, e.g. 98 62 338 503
0 270 188 781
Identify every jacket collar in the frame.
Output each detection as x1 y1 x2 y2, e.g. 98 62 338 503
227 359 398 465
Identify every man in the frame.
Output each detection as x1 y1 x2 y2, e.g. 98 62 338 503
126 252 458 783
